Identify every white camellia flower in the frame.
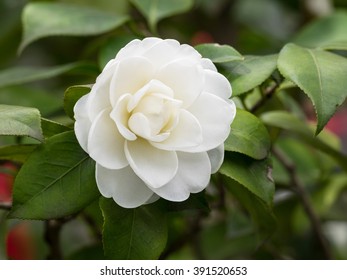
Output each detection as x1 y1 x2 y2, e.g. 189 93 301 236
74 37 236 208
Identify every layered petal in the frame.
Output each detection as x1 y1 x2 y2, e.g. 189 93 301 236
125 139 178 188
110 94 137 141
201 58 217 71
207 144 225 173
88 109 128 169
142 39 180 69
156 58 205 108
151 109 202 151
151 152 211 201
109 57 155 106
87 62 117 119
204 69 232 99
96 164 154 208
187 92 236 152
74 93 91 152
115 39 142 60
176 44 202 63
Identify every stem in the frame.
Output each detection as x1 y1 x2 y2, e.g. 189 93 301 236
0 201 12 211
273 148 332 259
250 82 279 113
44 219 68 260
44 220 62 259
82 213 102 241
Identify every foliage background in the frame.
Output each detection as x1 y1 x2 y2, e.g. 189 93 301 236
1 0 347 260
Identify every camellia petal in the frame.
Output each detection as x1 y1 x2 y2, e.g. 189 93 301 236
156 58 205 108
115 39 141 60
204 69 232 99
201 58 217 71
188 92 236 152
88 109 128 169
151 152 211 201
74 93 91 152
87 62 117 119
109 57 155 106
142 39 180 69
207 144 225 173
110 94 137 141
151 109 202 151
96 164 154 208
125 139 178 188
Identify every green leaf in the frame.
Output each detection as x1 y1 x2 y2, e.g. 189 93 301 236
41 118 71 138
261 110 311 136
0 104 43 142
223 178 276 238
278 43 347 134
19 2 129 52
0 86 62 117
225 109 271 160
293 11 347 50
64 85 91 119
9 131 100 220
261 111 347 171
130 0 193 33
164 191 210 212
221 54 278 96
219 152 275 207
100 197 167 260
195 44 243 63
0 62 97 88
0 144 37 163
98 35 138 69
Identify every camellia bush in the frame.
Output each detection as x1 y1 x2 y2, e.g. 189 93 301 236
1 0 347 260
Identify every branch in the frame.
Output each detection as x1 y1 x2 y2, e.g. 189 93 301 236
44 219 63 260
250 82 279 113
273 148 332 259
81 213 102 241
0 201 12 211
44 216 74 260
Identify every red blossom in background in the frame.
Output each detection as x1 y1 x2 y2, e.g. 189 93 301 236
6 222 36 260
0 162 15 203
1 162 36 260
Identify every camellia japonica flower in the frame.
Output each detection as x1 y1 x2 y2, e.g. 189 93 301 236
74 37 236 208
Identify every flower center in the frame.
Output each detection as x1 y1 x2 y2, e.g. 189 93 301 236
111 79 182 142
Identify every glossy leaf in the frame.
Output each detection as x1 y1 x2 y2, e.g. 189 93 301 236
293 11 347 50
130 0 193 32
224 109 271 160
0 104 43 142
100 197 167 260
223 178 276 238
195 44 243 63
221 54 278 96
9 131 100 220
0 62 97 88
219 152 275 207
41 118 71 138
278 43 347 134
261 110 311 136
19 2 129 52
261 111 347 171
64 85 91 119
